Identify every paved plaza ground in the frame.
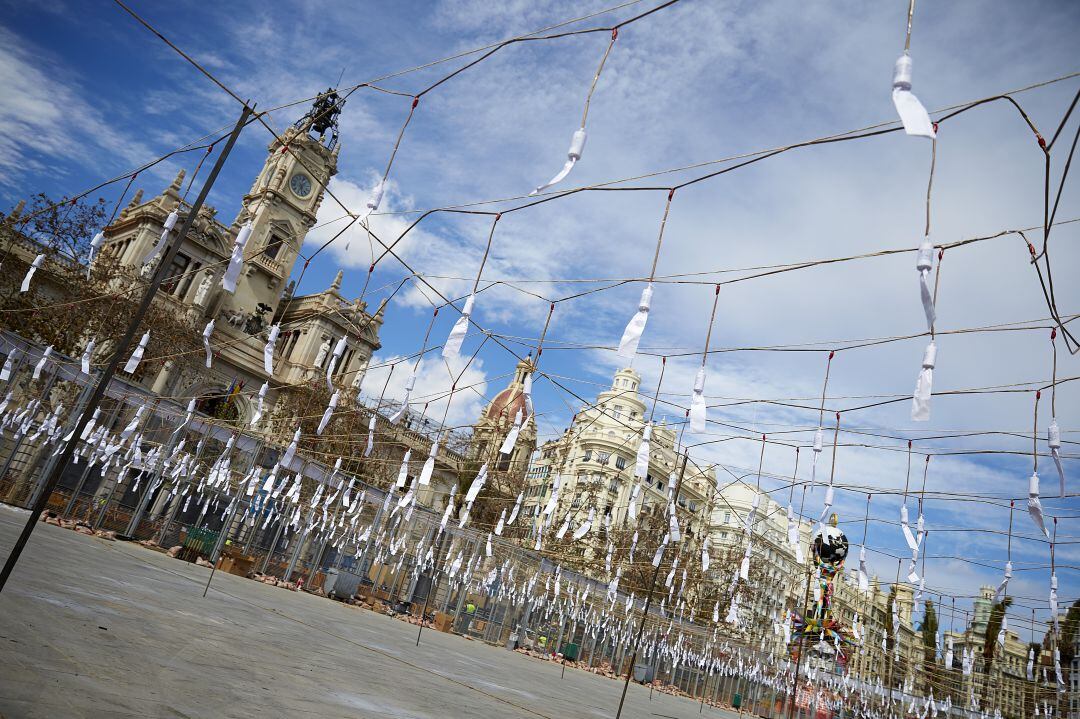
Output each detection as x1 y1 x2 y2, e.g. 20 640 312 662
0 506 742 719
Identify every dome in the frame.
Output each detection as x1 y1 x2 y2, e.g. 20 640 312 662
485 387 527 422
482 357 532 422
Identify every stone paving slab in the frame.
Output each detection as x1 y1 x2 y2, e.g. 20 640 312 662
0 506 741 719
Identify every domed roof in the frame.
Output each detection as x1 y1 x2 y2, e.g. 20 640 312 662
485 387 527 421
483 357 533 422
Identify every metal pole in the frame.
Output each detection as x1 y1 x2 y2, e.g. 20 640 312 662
155 434 209 546
125 416 170 537
201 438 262 596
0 104 252 593
283 504 315 583
92 460 130 531
416 527 449 647
415 564 440 646
786 557 815 719
304 504 341 588
258 514 287 575
203 496 243 598
615 451 689 719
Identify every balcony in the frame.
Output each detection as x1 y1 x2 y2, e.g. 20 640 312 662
252 251 284 277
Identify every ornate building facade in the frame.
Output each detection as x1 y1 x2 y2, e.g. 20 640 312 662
95 93 381 424
523 367 713 552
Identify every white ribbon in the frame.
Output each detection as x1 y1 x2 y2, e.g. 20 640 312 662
317 390 340 435
786 504 800 557
651 534 668 567
572 508 594 540
1048 420 1065 496
891 53 936 138
507 492 523 525
364 414 376 456
250 382 268 426
739 546 750 581
263 324 280 375
900 504 918 551
818 483 834 529
221 221 253 293
635 423 652 478
523 371 534 417
689 366 707 433
530 128 586 196
499 408 523 455
74 337 94 377
439 491 456 533
281 427 300 468
418 440 437 485
120 406 145 440
442 294 473 359
171 398 196 441
123 331 150 374
358 180 385 223
397 477 416 509
494 509 506 536
916 240 936 330
31 345 52 380
858 546 869 591
627 483 641 523
0 354 14 382
1049 573 1059 632
617 283 652 359
1027 472 1049 538
326 335 347 391
86 231 104 279
20 254 44 293
260 465 279 494
395 449 412 488
142 209 178 267
464 464 488 504
201 320 215 368
668 502 681 543
911 340 936 421
725 594 740 625
701 536 710 572
993 561 1012 603
389 371 415 424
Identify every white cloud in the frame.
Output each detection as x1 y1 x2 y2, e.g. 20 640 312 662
0 26 162 188
358 352 491 431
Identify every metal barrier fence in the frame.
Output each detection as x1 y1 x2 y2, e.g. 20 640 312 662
0 329 1001 717
0 330 785 707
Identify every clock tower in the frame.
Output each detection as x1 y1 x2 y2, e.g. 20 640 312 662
218 89 342 321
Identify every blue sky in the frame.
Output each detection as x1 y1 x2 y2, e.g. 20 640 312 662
2 0 1079 637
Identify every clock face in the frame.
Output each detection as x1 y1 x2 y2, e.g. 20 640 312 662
289 173 313 198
